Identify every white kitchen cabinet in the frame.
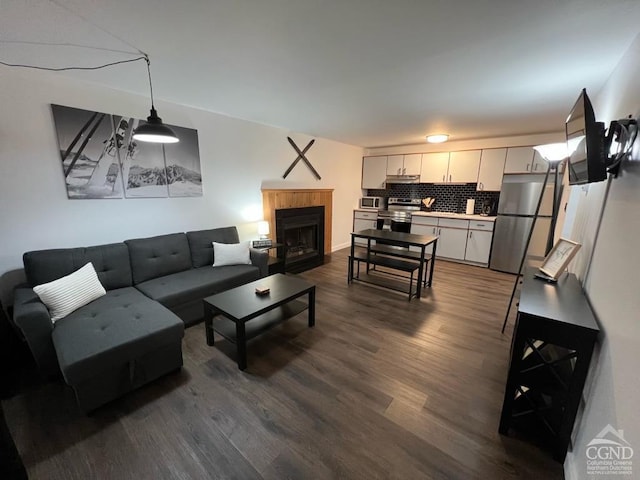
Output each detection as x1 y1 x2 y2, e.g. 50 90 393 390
403 154 422 175
477 148 506 191
420 150 480 183
353 210 378 245
420 152 450 183
387 155 404 175
448 150 481 183
410 216 438 255
436 219 470 260
464 221 494 264
409 214 496 266
504 147 544 174
362 156 387 189
532 150 562 173
387 154 422 175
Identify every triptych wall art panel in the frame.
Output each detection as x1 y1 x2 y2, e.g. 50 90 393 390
51 104 202 199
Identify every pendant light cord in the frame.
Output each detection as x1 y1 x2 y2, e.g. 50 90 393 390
0 55 147 72
143 54 155 109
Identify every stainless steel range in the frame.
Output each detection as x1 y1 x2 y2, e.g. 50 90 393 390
377 198 422 232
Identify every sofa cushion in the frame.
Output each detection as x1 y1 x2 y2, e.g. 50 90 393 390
135 264 260 308
186 227 240 268
125 233 192 284
212 241 251 267
24 243 132 291
51 287 184 385
33 262 106 323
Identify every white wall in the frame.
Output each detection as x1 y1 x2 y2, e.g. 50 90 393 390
563 33 640 480
0 69 363 305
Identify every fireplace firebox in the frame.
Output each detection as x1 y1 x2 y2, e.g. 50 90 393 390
275 206 325 273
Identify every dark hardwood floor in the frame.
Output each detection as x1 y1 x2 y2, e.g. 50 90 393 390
2 249 564 479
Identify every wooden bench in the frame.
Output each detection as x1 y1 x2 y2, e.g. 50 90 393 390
349 251 421 300
369 244 432 287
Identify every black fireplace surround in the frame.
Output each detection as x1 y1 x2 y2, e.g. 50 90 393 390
275 206 325 273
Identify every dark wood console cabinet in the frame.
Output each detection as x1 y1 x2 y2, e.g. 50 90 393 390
499 268 600 462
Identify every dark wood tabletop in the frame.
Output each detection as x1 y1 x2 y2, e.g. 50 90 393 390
351 228 438 247
203 273 314 321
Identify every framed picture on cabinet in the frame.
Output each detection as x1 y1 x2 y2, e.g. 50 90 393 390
538 238 581 280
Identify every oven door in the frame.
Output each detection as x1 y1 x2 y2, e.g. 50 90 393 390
376 218 411 233
390 220 411 233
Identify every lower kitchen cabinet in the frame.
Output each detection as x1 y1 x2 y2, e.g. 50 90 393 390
464 229 493 263
436 219 469 260
353 210 378 245
409 215 495 265
410 218 438 255
464 220 495 264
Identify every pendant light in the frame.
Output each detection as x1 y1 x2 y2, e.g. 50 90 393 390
132 55 179 144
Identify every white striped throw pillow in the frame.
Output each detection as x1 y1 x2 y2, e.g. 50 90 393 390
33 262 106 323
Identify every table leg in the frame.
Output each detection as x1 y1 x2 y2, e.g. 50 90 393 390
236 321 247 370
308 287 316 327
428 239 438 287
348 236 355 283
204 304 215 346
416 246 425 298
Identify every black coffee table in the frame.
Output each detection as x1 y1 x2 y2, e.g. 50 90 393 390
203 274 316 370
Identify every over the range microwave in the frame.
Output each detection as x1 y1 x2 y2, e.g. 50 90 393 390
359 196 384 210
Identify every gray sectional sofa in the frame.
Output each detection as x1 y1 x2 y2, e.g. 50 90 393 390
12 226 268 412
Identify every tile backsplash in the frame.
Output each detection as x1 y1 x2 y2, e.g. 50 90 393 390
367 183 500 214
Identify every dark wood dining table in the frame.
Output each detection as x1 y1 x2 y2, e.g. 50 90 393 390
348 229 438 299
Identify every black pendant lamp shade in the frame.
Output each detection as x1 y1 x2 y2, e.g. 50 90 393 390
133 107 179 143
132 56 179 144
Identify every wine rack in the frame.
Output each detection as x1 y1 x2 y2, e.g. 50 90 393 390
499 268 599 462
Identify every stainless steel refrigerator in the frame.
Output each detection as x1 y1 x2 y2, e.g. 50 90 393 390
490 174 554 274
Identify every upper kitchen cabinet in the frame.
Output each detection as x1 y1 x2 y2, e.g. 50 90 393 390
362 156 387 189
533 149 564 173
448 150 481 183
386 154 421 175
403 154 422 175
421 151 480 183
477 148 506 191
420 152 450 183
504 146 546 174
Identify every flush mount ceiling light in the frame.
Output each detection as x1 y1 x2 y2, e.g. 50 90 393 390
132 56 179 144
426 134 449 144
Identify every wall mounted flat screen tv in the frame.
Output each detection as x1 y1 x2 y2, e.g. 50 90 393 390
565 88 607 185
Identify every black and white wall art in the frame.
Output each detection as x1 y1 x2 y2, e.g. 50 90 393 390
51 105 202 199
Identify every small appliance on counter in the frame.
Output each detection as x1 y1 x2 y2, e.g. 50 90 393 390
480 200 497 216
359 196 384 210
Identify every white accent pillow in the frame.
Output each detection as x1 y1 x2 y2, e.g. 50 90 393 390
212 241 251 267
33 262 107 323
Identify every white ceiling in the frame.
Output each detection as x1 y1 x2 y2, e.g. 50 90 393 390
2 0 640 147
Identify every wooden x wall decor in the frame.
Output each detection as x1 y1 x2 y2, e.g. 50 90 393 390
282 137 321 180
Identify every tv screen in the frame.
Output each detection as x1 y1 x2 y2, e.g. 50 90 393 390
565 88 607 185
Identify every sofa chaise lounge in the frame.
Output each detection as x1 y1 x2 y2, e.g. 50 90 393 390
12 226 268 412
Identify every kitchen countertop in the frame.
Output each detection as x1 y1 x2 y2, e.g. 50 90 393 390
412 211 497 222
354 209 496 222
